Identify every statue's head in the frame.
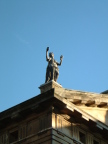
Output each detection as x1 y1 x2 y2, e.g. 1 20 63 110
49 52 54 58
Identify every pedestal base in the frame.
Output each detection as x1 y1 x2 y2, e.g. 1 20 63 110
39 80 62 94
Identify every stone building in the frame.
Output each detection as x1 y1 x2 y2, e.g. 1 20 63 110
0 81 108 144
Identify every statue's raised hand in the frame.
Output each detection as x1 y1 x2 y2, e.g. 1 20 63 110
60 55 63 60
46 47 49 51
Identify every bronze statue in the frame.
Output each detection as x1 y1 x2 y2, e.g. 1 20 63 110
45 47 63 83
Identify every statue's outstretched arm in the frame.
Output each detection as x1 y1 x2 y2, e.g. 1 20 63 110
57 55 63 66
46 47 49 61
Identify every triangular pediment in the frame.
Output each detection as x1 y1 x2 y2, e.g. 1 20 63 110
54 86 108 127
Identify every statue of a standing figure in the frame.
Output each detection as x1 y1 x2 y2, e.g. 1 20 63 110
45 47 63 83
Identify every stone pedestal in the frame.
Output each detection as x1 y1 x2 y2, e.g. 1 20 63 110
39 80 62 94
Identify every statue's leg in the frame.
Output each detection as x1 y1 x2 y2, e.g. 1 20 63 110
45 66 50 83
54 72 56 81
45 71 48 83
56 73 59 81
53 67 55 80
50 67 54 80
55 69 59 82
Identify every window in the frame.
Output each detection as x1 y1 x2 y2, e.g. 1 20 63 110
79 131 86 144
9 130 18 143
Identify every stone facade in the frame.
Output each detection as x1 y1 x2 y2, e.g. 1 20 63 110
0 81 108 144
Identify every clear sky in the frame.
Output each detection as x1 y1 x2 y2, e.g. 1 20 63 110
0 0 108 112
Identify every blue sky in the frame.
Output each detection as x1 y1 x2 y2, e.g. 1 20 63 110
0 0 108 112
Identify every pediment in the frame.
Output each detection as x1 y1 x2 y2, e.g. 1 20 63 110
54 87 108 127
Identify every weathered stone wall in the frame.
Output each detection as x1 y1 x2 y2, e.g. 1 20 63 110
0 113 52 144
